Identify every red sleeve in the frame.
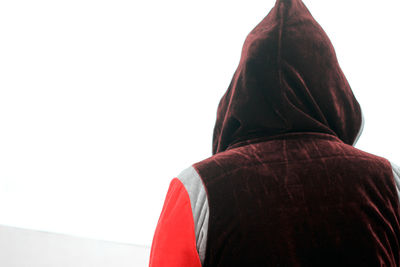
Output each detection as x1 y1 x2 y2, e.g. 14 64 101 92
149 178 202 267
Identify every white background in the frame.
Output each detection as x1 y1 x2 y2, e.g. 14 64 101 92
0 0 399 247
0 225 150 266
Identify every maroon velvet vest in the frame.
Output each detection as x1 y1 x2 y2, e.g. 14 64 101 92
194 133 400 266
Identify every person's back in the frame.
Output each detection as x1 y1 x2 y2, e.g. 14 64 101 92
149 0 400 266
194 133 400 266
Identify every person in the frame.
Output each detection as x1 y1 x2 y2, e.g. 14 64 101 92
149 0 400 266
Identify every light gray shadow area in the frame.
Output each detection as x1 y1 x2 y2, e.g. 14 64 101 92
0 225 150 267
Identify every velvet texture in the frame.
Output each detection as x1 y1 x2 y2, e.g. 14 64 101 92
195 134 400 266
193 0 400 266
212 0 361 155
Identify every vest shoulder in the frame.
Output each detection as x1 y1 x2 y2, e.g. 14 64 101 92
193 136 392 179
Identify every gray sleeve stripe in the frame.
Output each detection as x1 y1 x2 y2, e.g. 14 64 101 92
390 162 400 202
177 166 209 266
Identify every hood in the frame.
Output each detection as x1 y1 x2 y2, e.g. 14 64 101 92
212 0 362 154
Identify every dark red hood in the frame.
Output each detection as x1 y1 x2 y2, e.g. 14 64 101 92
212 0 362 154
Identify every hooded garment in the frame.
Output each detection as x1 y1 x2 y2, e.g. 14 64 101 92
150 0 400 266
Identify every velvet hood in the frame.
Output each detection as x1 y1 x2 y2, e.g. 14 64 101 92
213 0 362 154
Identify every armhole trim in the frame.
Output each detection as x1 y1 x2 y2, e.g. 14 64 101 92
390 162 400 202
178 166 209 266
